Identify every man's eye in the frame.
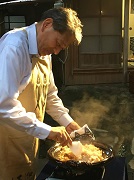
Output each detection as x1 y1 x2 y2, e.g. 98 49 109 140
57 42 60 47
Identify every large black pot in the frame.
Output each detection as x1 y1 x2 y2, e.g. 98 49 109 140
47 134 114 175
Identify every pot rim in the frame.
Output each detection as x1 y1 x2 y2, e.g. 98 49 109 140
47 140 114 167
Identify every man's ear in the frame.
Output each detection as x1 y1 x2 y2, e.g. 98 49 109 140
41 18 53 32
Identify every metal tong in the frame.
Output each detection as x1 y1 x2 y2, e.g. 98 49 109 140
69 124 95 157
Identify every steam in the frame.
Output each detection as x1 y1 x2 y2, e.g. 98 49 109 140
70 91 134 137
70 92 110 128
67 87 134 166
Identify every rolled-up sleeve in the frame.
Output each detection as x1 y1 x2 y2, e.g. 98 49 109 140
46 70 74 127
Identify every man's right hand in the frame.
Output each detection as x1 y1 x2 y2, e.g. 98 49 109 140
47 126 72 146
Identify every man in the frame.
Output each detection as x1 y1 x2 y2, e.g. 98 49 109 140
0 7 83 179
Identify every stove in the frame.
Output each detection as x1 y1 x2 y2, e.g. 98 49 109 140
37 157 127 180
46 165 105 180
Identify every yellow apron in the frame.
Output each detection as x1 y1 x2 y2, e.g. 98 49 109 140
0 56 50 180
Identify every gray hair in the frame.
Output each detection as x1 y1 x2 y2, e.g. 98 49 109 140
40 7 83 45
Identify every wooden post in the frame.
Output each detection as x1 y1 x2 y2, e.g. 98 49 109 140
123 0 130 83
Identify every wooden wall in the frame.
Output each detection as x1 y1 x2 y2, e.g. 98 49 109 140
64 0 127 85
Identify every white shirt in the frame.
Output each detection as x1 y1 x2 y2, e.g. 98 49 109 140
0 23 73 139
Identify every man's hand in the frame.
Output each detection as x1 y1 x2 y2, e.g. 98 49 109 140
47 126 72 146
66 121 81 134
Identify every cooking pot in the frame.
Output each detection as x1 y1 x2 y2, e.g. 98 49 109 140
47 134 114 175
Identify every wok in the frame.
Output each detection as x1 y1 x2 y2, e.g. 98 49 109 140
47 134 114 175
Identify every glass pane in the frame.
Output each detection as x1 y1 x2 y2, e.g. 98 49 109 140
101 36 121 53
101 0 122 16
10 16 25 22
10 23 26 29
101 17 121 35
78 0 100 16
82 18 100 35
5 23 9 29
4 16 9 22
80 36 100 53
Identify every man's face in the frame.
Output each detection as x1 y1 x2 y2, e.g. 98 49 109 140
37 18 75 56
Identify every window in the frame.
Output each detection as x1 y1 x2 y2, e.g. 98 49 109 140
4 16 26 32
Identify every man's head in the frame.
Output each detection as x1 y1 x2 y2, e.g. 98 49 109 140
36 7 83 56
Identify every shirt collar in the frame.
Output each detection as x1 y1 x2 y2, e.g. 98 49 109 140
25 23 38 55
